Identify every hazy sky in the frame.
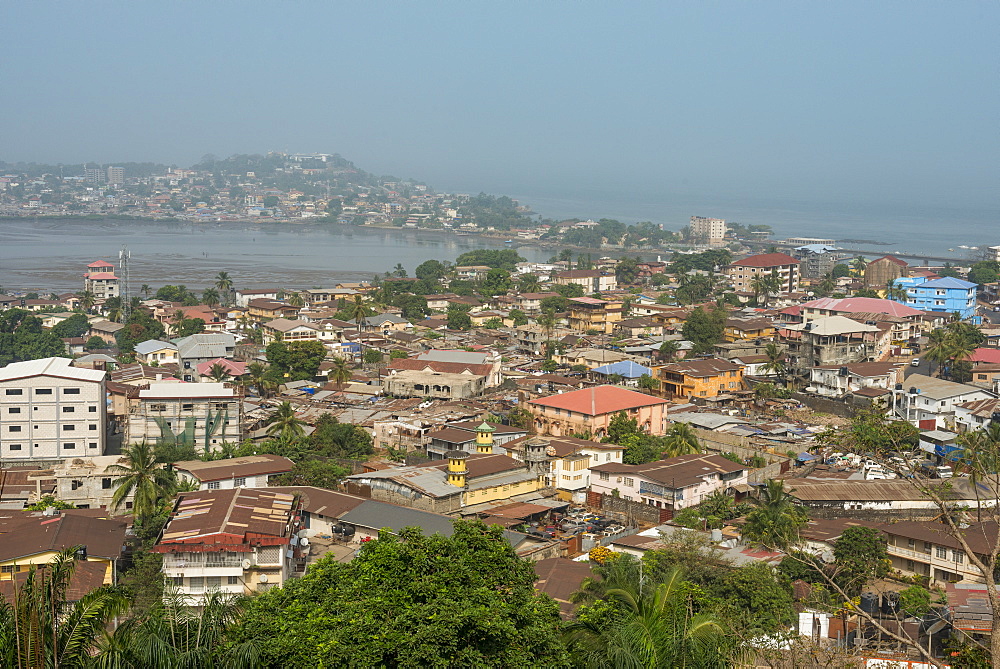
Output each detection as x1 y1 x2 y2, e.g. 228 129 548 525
3 2 997 212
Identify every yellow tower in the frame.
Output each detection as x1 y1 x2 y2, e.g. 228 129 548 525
475 422 495 454
446 450 468 488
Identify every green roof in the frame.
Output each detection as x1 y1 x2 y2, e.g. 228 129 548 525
476 421 496 433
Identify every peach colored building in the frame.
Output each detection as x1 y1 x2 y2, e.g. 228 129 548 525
525 385 670 439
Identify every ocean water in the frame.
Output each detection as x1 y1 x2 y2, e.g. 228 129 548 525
0 219 552 293
512 191 1000 258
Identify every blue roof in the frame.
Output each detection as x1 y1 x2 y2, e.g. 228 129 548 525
796 452 818 462
918 277 977 289
592 360 654 378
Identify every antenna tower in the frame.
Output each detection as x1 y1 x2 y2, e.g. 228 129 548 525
119 244 131 321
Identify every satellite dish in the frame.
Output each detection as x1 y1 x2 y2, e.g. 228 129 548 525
300 537 310 547
241 559 251 569
297 529 309 539
258 573 269 583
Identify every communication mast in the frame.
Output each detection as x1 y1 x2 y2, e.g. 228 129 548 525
119 244 131 321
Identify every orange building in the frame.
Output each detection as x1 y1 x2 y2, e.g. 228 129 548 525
655 358 744 399
525 385 670 439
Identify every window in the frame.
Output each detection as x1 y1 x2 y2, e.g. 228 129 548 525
62 406 75 413
207 481 220 490
8 426 21 433
89 425 97 431
9 444 21 451
64 425 75 431
63 443 76 449
149 404 167 412
8 407 20 414
189 577 205 593
227 576 239 585
936 546 947 559
71 479 83 490
89 442 97 449
35 389 52 395
599 471 609 481
170 576 183 586
234 477 247 487
206 576 222 589
182 403 194 411
88 406 97 413
905 559 914 571
64 388 80 395
953 550 965 564
2 565 20 574
5 389 22 396
102 478 112 489
624 477 634 487
907 538 915 548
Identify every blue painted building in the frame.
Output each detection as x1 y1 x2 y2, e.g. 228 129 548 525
896 276 978 322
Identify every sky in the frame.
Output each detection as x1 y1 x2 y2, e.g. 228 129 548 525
2 2 998 215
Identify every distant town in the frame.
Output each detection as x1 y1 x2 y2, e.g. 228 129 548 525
3 152 1000 666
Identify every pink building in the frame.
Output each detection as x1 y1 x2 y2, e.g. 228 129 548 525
589 453 749 512
525 385 670 439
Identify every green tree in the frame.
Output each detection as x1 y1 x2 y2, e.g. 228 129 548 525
265 402 307 442
615 257 640 285
681 305 726 355
832 263 851 279
447 307 472 330
215 271 234 306
719 562 795 632
327 356 352 389
227 522 567 667
208 362 230 382
173 317 206 338
77 289 97 312
899 585 932 617
85 335 106 350
480 268 512 296
662 422 702 458
509 308 529 326
658 339 680 363
50 313 90 338
517 273 541 293
265 340 327 381
742 480 808 549
310 413 374 459
454 248 525 271
394 293 429 320
414 259 446 281
202 287 221 308
273 460 350 489
832 526 890 596
107 441 177 525
638 374 659 392
0 310 66 366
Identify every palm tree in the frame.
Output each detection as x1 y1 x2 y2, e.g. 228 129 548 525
247 361 268 397
924 327 954 377
518 273 541 293
77 290 96 313
885 279 909 302
0 548 129 668
345 295 372 355
393 263 407 278
202 288 221 308
208 362 230 382
564 567 732 668
662 422 701 458
742 479 808 549
107 441 177 525
749 274 779 307
287 291 305 308
816 273 836 297
760 342 786 379
140 284 152 298
328 357 352 390
265 402 306 442
852 255 868 276
215 271 234 306
104 296 123 323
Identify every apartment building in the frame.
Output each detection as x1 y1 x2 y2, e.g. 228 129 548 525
127 382 240 454
881 521 994 585
154 488 300 606
656 357 744 400
82 260 119 299
689 216 727 244
567 297 624 334
0 357 107 461
553 270 618 293
726 253 801 294
526 385 670 439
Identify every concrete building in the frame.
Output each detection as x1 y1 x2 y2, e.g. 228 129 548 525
589 454 748 512
793 244 839 279
173 454 294 490
781 316 882 375
425 421 527 459
726 253 801 294
525 385 671 438
808 361 905 398
864 255 909 287
503 435 625 503
384 369 486 400
655 357 744 400
106 166 125 186
552 270 618 293
127 382 240 454
82 261 119 299
689 216 727 244
566 297 623 334
153 488 300 606
897 276 979 322
880 521 995 585
175 333 237 383
46 455 136 510
133 340 179 366
891 374 995 428
0 357 107 461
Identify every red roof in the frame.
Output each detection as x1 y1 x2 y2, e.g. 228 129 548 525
731 253 799 268
195 358 247 377
87 260 114 268
529 385 668 416
970 348 1000 365
870 255 908 267
85 272 118 280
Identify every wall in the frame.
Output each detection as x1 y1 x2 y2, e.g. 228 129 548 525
586 490 672 524
791 392 856 418
690 427 792 483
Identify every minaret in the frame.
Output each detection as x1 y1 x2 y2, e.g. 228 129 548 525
446 450 469 488
475 422 495 454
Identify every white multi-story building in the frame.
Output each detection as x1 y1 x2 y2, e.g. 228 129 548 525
689 216 727 243
154 488 300 606
0 357 107 461
127 382 240 454
83 261 120 299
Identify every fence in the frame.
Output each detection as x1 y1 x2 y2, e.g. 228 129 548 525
586 490 672 525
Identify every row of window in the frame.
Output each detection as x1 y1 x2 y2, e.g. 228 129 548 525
148 403 230 412
8 424 98 432
4 388 83 396
904 538 965 563
206 477 247 489
170 575 241 590
7 442 99 451
5 406 98 414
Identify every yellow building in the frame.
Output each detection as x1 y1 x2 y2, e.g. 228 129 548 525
656 358 745 399
566 297 623 334
0 512 128 588
723 317 777 342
